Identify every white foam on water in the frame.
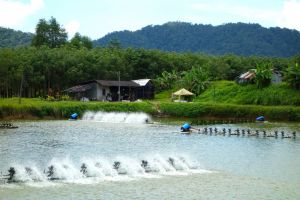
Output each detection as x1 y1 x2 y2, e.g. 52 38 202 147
8 164 48 183
47 157 83 181
82 111 152 124
144 154 176 173
80 157 118 178
114 156 146 176
25 181 57 188
0 154 212 187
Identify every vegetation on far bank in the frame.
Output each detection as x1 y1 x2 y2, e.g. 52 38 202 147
0 98 155 119
1 17 300 99
159 102 300 121
0 97 300 121
194 81 300 106
2 45 298 99
1 17 300 121
153 80 300 121
154 80 300 105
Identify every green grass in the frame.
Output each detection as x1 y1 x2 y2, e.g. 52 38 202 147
1 92 300 121
195 81 300 106
0 98 155 119
154 89 173 102
155 89 194 102
160 102 300 121
155 81 300 121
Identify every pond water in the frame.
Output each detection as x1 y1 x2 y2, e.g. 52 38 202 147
0 112 300 200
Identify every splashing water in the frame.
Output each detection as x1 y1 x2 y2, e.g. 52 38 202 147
0 155 211 186
82 111 152 124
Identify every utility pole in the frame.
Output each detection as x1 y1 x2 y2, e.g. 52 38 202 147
118 71 121 101
18 71 24 104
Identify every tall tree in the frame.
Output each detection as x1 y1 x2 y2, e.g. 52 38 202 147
31 17 67 48
70 32 93 49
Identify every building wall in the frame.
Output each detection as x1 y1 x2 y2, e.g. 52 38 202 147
85 83 98 100
271 73 282 84
135 81 155 99
95 84 110 101
69 80 155 101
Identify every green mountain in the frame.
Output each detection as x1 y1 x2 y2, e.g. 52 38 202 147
94 22 300 57
0 27 33 48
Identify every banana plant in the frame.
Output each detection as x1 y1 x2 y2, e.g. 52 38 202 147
181 66 210 95
285 63 300 89
254 63 272 89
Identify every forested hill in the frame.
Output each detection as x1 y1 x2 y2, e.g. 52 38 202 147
94 22 300 57
2 22 300 57
0 27 33 48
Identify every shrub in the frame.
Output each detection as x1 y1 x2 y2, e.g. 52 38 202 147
61 95 70 101
46 95 55 101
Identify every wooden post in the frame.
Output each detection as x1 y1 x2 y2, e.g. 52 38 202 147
118 71 121 101
18 72 24 104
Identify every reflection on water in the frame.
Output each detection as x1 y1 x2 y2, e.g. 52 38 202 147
0 119 300 199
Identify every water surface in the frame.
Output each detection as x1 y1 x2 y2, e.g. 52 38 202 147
0 114 300 200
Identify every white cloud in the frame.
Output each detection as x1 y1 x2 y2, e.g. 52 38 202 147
277 0 300 30
190 1 300 31
191 2 278 24
0 0 44 28
65 20 80 38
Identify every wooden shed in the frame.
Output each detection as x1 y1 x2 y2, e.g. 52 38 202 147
65 79 155 101
132 79 155 100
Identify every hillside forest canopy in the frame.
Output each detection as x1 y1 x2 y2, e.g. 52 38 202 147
0 17 300 99
2 21 300 57
95 22 300 57
0 27 33 48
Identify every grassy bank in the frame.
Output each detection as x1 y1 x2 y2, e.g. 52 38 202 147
0 98 155 119
153 81 300 121
159 102 300 121
195 81 300 106
1 98 300 121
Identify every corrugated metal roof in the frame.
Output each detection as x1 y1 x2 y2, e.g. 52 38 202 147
132 79 151 86
239 71 255 80
64 84 93 93
76 80 139 87
96 80 139 87
245 72 255 79
65 79 145 92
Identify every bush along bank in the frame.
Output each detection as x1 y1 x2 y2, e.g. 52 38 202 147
0 99 156 119
159 102 300 121
1 98 300 121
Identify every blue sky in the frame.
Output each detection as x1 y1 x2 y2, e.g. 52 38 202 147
0 0 299 39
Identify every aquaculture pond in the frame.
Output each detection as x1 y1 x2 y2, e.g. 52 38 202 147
0 112 300 200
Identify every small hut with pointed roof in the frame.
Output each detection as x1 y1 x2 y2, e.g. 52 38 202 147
172 88 194 102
